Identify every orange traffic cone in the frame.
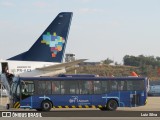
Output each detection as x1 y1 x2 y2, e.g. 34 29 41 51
131 71 138 77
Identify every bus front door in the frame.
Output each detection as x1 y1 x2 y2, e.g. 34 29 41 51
130 92 141 106
20 81 34 109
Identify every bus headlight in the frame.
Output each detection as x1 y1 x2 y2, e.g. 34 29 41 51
145 99 147 105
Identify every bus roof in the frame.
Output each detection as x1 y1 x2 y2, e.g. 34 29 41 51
57 74 97 77
17 76 147 81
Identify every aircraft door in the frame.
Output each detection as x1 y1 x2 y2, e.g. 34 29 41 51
1 62 9 74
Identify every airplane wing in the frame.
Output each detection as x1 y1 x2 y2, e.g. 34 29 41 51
36 59 87 71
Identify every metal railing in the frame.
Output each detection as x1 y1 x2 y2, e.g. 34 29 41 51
0 74 10 109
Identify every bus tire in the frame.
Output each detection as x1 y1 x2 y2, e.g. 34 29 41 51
107 99 118 111
41 100 52 111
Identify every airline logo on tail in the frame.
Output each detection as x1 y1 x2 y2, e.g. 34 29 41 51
41 32 65 58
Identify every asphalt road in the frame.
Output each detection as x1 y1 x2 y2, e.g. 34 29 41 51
1 117 160 120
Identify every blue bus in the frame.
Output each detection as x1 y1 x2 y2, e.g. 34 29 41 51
10 75 148 111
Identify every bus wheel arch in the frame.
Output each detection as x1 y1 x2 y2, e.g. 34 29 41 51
106 99 118 111
41 99 53 111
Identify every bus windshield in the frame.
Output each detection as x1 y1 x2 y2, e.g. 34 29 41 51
21 80 34 95
10 77 20 96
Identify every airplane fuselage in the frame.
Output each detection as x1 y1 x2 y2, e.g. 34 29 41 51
0 60 65 77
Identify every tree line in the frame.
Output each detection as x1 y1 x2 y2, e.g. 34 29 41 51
102 55 160 77
102 55 160 67
123 55 160 68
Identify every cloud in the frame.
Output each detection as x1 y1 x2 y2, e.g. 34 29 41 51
78 8 104 14
32 1 49 8
0 1 15 7
81 0 95 3
111 21 121 28
74 0 97 3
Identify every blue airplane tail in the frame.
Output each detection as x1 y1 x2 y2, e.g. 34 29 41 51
8 12 73 62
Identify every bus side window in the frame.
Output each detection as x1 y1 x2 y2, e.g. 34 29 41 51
38 81 46 94
101 81 109 93
61 81 78 94
94 81 101 94
127 80 145 91
38 81 51 94
79 81 93 94
110 81 118 91
79 81 85 94
123 81 127 90
52 81 60 94
117 81 125 91
127 81 132 90
88 81 94 94
46 81 51 94
21 81 34 95
27 84 34 93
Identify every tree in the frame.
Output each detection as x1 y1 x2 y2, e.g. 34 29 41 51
102 58 113 65
123 55 140 67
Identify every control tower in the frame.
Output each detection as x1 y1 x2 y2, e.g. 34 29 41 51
65 53 75 62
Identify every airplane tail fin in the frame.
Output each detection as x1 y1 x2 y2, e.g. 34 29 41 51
8 12 73 62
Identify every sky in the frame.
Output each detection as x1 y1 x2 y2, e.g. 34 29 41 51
0 0 160 64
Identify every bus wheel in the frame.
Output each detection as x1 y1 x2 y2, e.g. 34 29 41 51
107 99 118 111
41 100 52 111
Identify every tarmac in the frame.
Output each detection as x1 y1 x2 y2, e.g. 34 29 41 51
1 96 159 111
0 96 159 120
